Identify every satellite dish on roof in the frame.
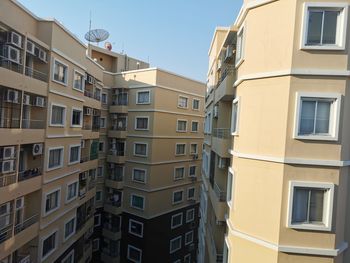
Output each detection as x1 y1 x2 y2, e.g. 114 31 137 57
85 29 109 45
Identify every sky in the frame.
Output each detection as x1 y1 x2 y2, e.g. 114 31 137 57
18 0 242 82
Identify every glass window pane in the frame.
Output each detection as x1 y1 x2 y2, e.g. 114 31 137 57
323 11 339 44
292 188 309 223
299 100 316 135
307 11 323 45
315 101 331 134
309 189 325 223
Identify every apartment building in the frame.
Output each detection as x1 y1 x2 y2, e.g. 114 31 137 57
201 0 350 263
90 46 205 263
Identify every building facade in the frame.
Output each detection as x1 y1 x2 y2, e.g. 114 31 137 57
201 0 350 263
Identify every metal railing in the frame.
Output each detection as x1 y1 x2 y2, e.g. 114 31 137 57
212 128 230 139
22 119 45 129
14 214 38 234
105 197 122 207
0 118 21 128
109 149 125 156
110 124 127 131
80 155 90 163
25 66 48 82
214 182 226 202
217 67 235 87
0 173 16 188
107 173 123 182
0 224 13 244
0 55 23 73
18 168 41 182
111 99 128 106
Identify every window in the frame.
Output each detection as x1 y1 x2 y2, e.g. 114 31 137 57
184 254 191 263
187 187 195 200
288 181 334 231
227 170 235 208
66 181 78 202
137 90 150 104
69 145 80 165
132 169 146 183
295 93 341 140
189 166 196 177
171 213 183 229
178 96 188 108
100 117 106 128
94 214 101 227
53 59 68 85
45 189 60 215
186 208 195 223
64 217 76 241
42 231 57 260
231 98 239 135
48 147 64 170
192 99 200 110
99 142 105 152
236 26 245 65
73 71 85 91
71 108 82 127
61 250 74 263
101 93 108 104
95 191 102 201
92 239 100 252
175 144 186 155
190 144 198 155
174 167 185 180
97 166 104 177
302 3 348 49
135 117 149 130
50 104 66 126
172 190 184 204
204 112 212 134
170 236 182 253
185 231 194 245
129 219 144 237
131 194 145 210
191 121 199 132
134 143 148 157
177 120 187 132
127 245 142 263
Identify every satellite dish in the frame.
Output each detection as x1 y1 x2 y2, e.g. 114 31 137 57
85 29 109 45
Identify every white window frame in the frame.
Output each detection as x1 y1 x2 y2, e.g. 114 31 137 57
49 103 67 127
190 143 198 155
136 90 151 105
73 70 85 92
130 194 145 210
175 143 186 156
63 215 76 242
100 117 106 128
43 187 61 216
174 167 185 181
47 146 64 171
135 116 149 131
185 231 194 245
52 58 68 86
172 190 184 205
92 239 100 252
127 245 142 263
68 144 81 165
94 214 101 227
176 119 188 132
235 24 246 67
171 212 183 229
170 236 182 253
227 168 235 209
65 180 78 203
132 168 147 184
192 98 200 110
178 95 189 109
231 97 240 136
184 254 191 263
186 208 195 223
61 249 74 263
187 187 195 200
293 92 341 141
133 142 148 157
191 121 199 133
287 181 334 231
101 92 108 104
71 107 83 128
128 219 144 238
41 229 58 261
300 2 348 50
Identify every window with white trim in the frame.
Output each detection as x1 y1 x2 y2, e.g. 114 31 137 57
192 99 200 110
61 250 74 263
94 214 101 227
189 166 196 177
64 217 76 241
295 93 340 140
132 169 146 183
170 236 182 253
172 190 183 204
73 71 84 91
185 231 194 245
236 26 244 65
174 167 185 180
127 245 142 263
288 181 334 231
171 213 183 229
66 181 78 202
184 254 191 263
186 208 195 223
134 143 147 157
48 147 64 170
137 90 150 104
302 3 348 49
50 104 66 126
175 143 186 155
177 120 187 132
45 189 60 214
42 231 58 260
204 112 212 134
178 96 188 108
129 219 144 237
191 121 199 132
69 145 80 165
231 98 239 135
135 117 149 130
227 170 235 207
71 108 82 127
92 239 100 252
131 194 145 210
187 187 195 200
190 143 198 155
53 60 67 84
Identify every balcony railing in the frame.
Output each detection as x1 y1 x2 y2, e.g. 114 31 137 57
217 68 235 87
214 182 226 202
80 155 90 163
18 168 42 182
14 214 38 234
102 247 120 258
0 173 16 188
22 119 45 129
25 66 48 82
0 224 13 244
0 55 23 73
103 223 121 232
107 173 123 182
212 128 230 139
110 124 127 131
0 118 20 128
111 99 128 106
105 197 122 207
109 149 125 156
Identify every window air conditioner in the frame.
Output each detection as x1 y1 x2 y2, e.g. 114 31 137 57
8 31 22 48
2 160 14 173
23 94 31 105
4 89 19 103
3 146 15 159
34 97 45 107
26 41 35 55
32 143 43 156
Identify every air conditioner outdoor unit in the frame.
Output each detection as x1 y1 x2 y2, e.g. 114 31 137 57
23 94 30 105
38 49 47 63
8 31 22 48
4 89 19 103
84 108 92 115
26 41 35 55
34 96 45 107
3 146 15 159
87 75 94 85
32 143 43 156
4 45 21 64
2 160 14 173
15 197 24 210
213 105 218 118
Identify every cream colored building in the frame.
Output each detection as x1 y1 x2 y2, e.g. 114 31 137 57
201 0 350 263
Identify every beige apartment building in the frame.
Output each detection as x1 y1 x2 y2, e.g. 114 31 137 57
0 1 205 263
200 0 350 263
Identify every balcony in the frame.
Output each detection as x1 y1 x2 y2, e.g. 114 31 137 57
105 173 124 189
109 104 128 114
212 128 231 158
101 249 120 263
104 191 123 215
208 181 227 222
214 68 235 104
24 66 48 82
107 149 126 164
103 225 121 240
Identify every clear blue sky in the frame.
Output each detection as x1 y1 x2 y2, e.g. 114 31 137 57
18 0 242 82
